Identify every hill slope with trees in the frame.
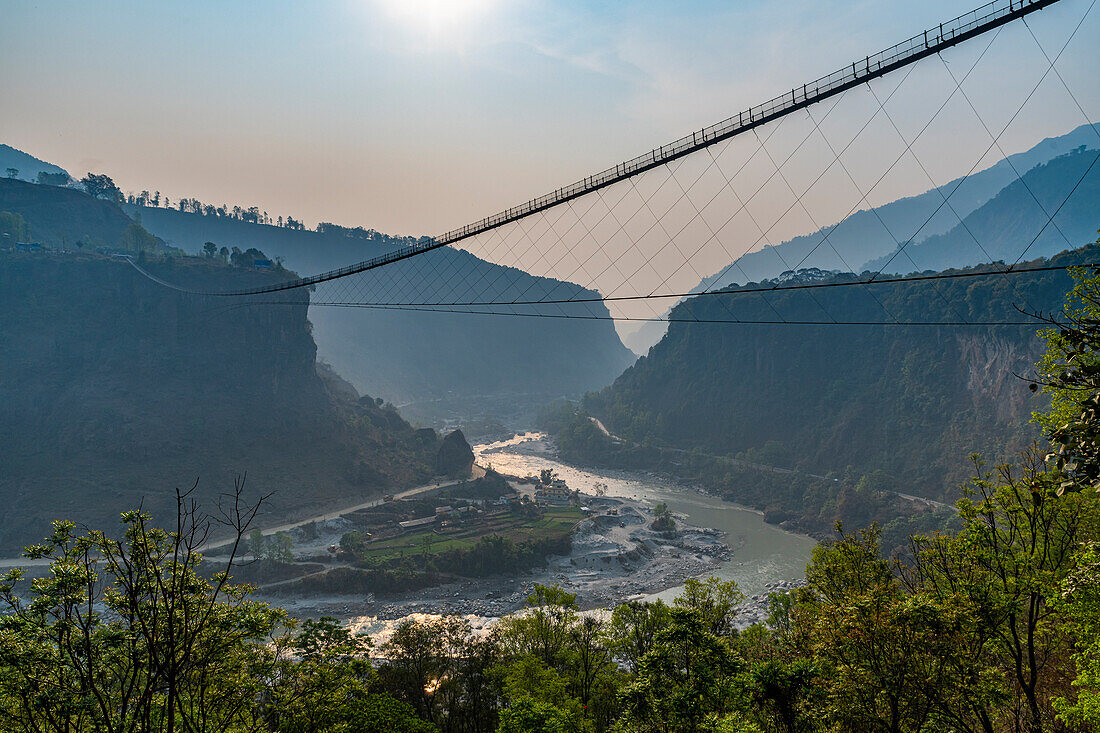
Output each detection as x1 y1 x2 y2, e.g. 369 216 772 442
0 250 448 554
579 243 1100 499
0 177 167 253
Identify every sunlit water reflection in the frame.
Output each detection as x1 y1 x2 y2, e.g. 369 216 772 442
346 432 816 641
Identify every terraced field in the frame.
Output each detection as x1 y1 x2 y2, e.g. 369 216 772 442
359 507 584 562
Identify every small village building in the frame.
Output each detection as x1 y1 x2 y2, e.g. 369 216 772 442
398 515 438 530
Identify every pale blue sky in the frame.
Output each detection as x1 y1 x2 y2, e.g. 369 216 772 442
2 0 1097 237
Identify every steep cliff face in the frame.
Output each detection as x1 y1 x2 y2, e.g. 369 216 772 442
0 253 440 553
584 244 1100 497
955 333 1037 423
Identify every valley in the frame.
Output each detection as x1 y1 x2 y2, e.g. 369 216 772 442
199 431 812 634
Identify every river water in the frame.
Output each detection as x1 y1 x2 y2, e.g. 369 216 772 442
474 432 817 600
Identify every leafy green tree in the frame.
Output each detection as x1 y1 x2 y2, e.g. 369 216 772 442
269 531 294 564
749 659 821 733
1054 542 1100 727
498 584 578 667
674 576 744 638
119 221 158 253
619 609 743 733
340 530 368 557
266 616 431 733
496 655 582 733
203 241 218 258
606 600 671 674
907 455 1091 733
1034 263 1100 494
0 211 28 241
805 529 943 733
249 528 266 558
0 484 285 732
380 616 469 724
566 616 612 715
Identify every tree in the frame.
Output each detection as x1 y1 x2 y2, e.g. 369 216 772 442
905 455 1089 733
270 531 294 564
203 241 218 258
119 221 158 253
750 659 822 733
1054 542 1100 727
566 615 611 714
5 167 17 179
380 616 469 724
496 655 582 733
0 479 285 732
80 172 123 203
806 527 948 733
37 171 69 186
1033 263 1100 494
651 502 676 533
619 608 743 733
498 584 578 667
674 576 744 638
249 528 265 559
0 211 28 241
607 599 672 673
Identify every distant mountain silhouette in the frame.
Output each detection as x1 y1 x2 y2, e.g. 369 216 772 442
862 147 1100 273
0 144 70 183
618 124 1100 355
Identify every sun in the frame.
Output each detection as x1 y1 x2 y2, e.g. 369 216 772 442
374 0 499 36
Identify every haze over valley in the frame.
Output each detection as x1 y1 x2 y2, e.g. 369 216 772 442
4 0 1100 729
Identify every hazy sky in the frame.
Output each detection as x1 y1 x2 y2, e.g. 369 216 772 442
2 0 1098 241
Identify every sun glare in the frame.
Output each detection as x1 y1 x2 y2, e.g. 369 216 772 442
375 0 499 36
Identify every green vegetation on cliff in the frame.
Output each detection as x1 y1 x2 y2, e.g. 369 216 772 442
583 243 1100 499
0 250 444 553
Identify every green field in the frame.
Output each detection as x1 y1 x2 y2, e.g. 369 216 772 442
360 507 584 562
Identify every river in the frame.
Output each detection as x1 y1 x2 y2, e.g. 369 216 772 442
475 432 817 600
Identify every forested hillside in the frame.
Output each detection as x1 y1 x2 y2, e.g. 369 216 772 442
0 252 445 554
582 243 1100 499
125 205 636 424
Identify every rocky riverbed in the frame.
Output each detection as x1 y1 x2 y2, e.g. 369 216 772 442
263 492 734 621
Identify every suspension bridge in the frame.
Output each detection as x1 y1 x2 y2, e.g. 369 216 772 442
130 0 1100 329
